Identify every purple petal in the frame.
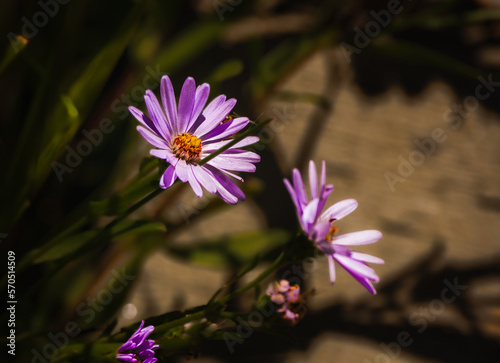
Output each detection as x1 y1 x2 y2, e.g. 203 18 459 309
320 160 326 194
207 157 256 173
292 169 307 207
145 90 172 139
187 165 203 197
116 353 136 362
192 165 217 193
201 117 249 142
320 199 358 222
177 77 196 133
302 198 320 232
137 126 168 149
160 165 177 189
207 166 245 204
202 136 259 152
215 149 260 163
150 149 173 160
195 98 237 138
129 106 159 135
174 160 190 182
187 83 210 132
334 254 379 282
284 178 300 213
327 255 336 283
309 160 318 199
350 252 385 264
333 230 382 246
160 76 178 134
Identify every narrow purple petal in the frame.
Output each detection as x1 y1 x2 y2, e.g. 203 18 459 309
207 157 256 173
202 136 259 152
207 166 245 204
215 149 260 163
129 106 159 135
327 255 336 283
320 160 326 195
200 117 249 142
292 169 307 207
334 254 379 282
137 126 169 149
160 165 177 189
160 76 178 134
284 178 301 214
320 199 358 222
333 230 382 246
302 198 320 232
187 166 203 197
350 252 385 264
309 160 318 199
145 90 172 139
177 77 196 133
150 149 173 160
187 83 210 132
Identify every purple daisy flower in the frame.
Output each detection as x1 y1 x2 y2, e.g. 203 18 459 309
284 160 384 294
129 76 260 204
116 320 159 363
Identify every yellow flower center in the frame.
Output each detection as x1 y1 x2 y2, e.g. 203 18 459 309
171 133 202 162
326 225 338 241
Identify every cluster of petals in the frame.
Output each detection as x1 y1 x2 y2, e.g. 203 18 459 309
266 280 301 322
116 320 159 363
284 160 384 294
129 75 260 204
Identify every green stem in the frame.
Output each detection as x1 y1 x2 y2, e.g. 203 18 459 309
218 252 286 305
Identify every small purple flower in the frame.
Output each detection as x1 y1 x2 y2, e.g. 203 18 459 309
129 76 260 204
266 280 301 323
284 160 384 294
116 321 159 363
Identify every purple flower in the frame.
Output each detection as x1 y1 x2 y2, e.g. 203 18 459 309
129 76 260 204
284 160 384 294
116 321 159 363
266 280 301 323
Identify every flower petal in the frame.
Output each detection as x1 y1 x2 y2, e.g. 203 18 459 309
202 136 260 152
309 160 318 199
320 199 358 222
177 77 196 133
350 252 385 264
174 160 190 182
334 254 379 282
187 166 203 197
129 106 158 135
302 198 320 232
160 75 178 134
192 165 217 193
195 98 236 138
187 83 210 132
292 168 307 207
207 157 256 173
160 165 177 189
327 254 336 283
333 230 382 246
137 126 168 149
145 90 172 139
201 117 249 142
